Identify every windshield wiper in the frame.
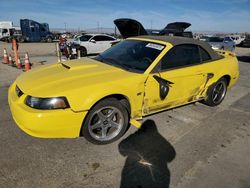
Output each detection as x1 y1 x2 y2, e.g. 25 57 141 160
101 57 130 71
122 64 144 72
95 56 143 73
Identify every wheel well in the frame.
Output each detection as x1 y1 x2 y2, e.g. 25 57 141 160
79 46 87 56
222 75 231 86
80 46 87 51
79 94 131 136
101 94 131 114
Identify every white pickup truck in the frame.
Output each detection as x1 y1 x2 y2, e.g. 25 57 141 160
0 21 22 42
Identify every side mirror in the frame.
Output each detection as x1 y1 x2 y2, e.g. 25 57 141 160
90 39 96 43
153 75 174 100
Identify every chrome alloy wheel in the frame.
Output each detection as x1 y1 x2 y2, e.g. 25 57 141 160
88 106 124 141
212 81 227 104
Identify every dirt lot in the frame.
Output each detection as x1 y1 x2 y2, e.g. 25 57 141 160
0 42 250 188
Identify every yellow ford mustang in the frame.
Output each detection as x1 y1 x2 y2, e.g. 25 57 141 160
8 36 239 144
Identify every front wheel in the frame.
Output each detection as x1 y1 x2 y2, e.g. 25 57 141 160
80 47 87 57
82 98 129 144
47 37 53 43
204 78 227 106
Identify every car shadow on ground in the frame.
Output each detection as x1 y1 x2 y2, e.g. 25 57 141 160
118 120 176 188
237 56 250 63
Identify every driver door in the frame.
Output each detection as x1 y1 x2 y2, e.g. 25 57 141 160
143 44 207 115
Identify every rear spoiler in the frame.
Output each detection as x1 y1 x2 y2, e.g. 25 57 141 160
215 50 236 57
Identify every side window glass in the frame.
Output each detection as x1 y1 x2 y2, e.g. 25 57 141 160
79 36 84 41
224 37 232 42
93 35 115 41
2 29 8 33
199 47 211 62
161 44 201 70
102 36 115 41
93 36 104 41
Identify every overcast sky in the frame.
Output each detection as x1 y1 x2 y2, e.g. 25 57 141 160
1 0 250 32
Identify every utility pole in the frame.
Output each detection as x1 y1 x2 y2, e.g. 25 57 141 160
97 21 100 33
64 22 67 32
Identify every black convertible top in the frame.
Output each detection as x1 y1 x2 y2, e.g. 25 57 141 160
135 35 222 61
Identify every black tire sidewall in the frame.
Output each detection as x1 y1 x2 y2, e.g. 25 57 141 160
47 37 52 43
80 47 87 57
205 78 227 106
82 98 129 145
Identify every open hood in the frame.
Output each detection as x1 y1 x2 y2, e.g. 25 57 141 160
159 22 191 35
114 18 148 39
163 22 191 32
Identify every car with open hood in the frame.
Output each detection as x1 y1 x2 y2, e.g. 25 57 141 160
114 18 193 38
239 34 250 47
8 36 239 144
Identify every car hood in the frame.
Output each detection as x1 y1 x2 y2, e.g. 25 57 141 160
159 22 191 35
114 18 148 39
164 22 191 31
16 58 137 97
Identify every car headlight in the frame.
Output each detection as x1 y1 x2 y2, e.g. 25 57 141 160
25 96 70 110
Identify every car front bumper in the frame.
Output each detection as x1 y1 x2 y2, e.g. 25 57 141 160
8 83 87 138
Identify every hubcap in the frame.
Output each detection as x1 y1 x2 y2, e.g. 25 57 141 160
212 81 226 104
88 106 124 141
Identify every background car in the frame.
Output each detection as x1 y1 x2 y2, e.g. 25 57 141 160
205 36 235 51
71 33 119 56
229 35 245 45
239 34 250 47
114 18 193 38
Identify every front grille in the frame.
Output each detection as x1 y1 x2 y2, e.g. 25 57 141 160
15 86 23 97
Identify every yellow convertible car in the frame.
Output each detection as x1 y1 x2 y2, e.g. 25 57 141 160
8 36 239 144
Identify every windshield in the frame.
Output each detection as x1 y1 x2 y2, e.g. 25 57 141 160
94 40 165 73
206 37 224 42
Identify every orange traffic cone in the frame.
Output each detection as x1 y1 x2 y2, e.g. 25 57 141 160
3 48 9 64
8 53 14 66
24 52 31 71
17 58 22 69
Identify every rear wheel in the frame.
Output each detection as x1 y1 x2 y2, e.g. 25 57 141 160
82 98 129 144
19 37 25 43
204 78 227 106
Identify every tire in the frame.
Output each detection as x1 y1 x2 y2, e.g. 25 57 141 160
70 54 77 60
47 37 53 43
19 38 25 43
82 98 129 144
204 78 227 106
80 47 87 57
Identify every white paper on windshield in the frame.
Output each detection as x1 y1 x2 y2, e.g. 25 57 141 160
145 43 164 50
